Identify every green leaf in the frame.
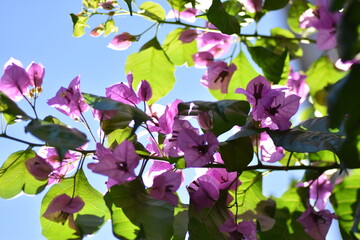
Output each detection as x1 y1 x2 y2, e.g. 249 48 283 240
82 0 99 9
305 56 345 115
104 178 174 240
125 37 176 104
247 46 290 84
123 0 133 16
140 1 166 21
328 65 360 129
40 169 110 240
259 187 308 239
107 127 132 148
162 28 198 67
83 93 150 134
188 191 230 240
337 1 360 61
268 129 344 155
103 19 118 37
167 0 195 11
230 171 276 231
25 119 88 160
0 91 31 124
330 0 346 11
263 0 289 10
219 136 253 172
207 0 240 35
287 0 310 34
255 27 303 59
178 100 250 136
173 206 189 240
210 51 259 100
70 13 89 37
330 169 360 239
0 150 47 199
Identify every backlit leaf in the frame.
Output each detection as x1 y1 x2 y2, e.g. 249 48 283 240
125 37 176 104
207 0 240 35
0 91 31 124
70 13 89 37
104 178 174 240
0 149 47 199
40 169 110 240
140 1 166 21
162 28 198 67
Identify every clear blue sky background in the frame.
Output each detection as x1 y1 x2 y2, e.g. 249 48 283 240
0 1 341 239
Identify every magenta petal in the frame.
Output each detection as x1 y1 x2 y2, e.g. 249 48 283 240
43 194 84 222
137 80 152 101
26 62 45 87
188 175 220 211
47 76 89 119
25 155 54 181
297 206 337 240
201 61 236 94
106 82 140 105
179 29 198 43
192 51 214 68
150 171 182 206
107 32 137 51
88 140 141 185
0 63 31 101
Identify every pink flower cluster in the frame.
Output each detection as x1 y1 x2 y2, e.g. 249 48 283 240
299 0 342 50
236 75 301 131
0 58 45 102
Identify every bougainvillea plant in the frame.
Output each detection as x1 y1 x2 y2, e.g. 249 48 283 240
1 0 360 239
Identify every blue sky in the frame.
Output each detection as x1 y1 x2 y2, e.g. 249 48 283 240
0 1 341 239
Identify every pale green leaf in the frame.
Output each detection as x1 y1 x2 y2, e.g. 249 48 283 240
140 1 166 21
40 169 110 240
0 150 47 199
125 37 176 104
162 28 198 67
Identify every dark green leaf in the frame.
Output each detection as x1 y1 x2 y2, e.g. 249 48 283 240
25 119 88 160
125 38 176 104
330 169 360 239
268 129 344 154
210 51 259 100
173 206 189 240
219 136 253 172
288 0 310 34
140 1 166 21
263 0 289 11
178 100 250 136
297 116 345 136
40 169 110 240
70 13 89 37
259 188 308 239
162 28 198 66
123 0 133 16
337 1 360 61
207 0 240 35
104 178 174 240
247 46 290 84
328 64 360 129
83 93 150 134
0 150 47 199
0 91 31 124
188 191 230 240
306 56 345 115
330 0 346 11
